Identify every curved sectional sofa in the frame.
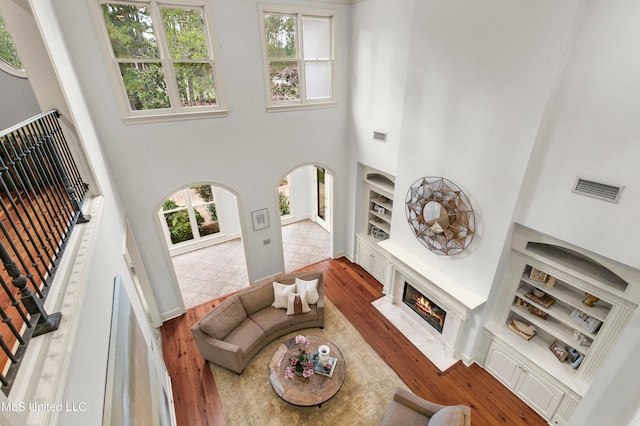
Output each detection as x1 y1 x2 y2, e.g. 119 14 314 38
191 270 324 374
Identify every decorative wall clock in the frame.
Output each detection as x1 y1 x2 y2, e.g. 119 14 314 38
405 177 475 255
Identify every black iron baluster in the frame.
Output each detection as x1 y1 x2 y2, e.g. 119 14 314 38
0 135 54 282
0 240 61 337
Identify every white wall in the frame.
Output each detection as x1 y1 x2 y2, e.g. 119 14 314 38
515 0 640 423
0 70 40 131
518 0 640 271
344 0 414 254
367 0 579 301
348 0 413 175
44 0 351 319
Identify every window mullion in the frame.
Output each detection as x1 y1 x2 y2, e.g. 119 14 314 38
296 13 306 102
183 189 201 240
150 3 182 113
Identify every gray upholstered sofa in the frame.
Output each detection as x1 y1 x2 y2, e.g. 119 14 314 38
381 387 471 426
191 270 324 374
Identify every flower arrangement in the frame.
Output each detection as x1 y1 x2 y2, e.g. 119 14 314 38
285 335 315 379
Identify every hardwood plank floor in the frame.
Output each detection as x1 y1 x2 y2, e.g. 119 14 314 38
161 257 546 426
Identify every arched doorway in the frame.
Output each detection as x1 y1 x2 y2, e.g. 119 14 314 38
277 165 332 272
157 183 249 309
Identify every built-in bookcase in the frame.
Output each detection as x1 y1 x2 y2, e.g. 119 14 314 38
482 224 640 425
355 167 395 284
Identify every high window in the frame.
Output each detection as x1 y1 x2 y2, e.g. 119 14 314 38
96 1 226 121
259 5 336 111
0 11 26 78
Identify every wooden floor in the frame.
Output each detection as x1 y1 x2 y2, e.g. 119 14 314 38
161 257 547 426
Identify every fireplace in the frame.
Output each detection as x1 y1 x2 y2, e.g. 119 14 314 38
402 282 446 334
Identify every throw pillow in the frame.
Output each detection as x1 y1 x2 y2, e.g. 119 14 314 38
295 277 319 304
272 282 295 309
199 296 247 340
286 291 311 315
428 406 466 426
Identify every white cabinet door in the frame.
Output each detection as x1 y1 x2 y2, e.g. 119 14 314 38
356 237 386 283
485 344 520 388
485 341 564 420
515 369 563 419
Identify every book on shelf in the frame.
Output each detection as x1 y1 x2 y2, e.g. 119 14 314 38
314 357 337 377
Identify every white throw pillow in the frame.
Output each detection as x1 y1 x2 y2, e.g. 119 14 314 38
272 282 295 309
295 278 319 305
286 291 311 315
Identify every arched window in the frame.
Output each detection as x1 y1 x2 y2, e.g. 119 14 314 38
161 185 220 246
0 12 26 78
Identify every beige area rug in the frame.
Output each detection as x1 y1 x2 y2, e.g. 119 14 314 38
210 300 407 425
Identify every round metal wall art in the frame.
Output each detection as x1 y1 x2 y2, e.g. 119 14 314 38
405 177 475 256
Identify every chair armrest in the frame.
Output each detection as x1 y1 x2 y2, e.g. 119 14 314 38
191 324 244 373
391 387 448 418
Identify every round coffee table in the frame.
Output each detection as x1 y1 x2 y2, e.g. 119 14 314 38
268 335 346 407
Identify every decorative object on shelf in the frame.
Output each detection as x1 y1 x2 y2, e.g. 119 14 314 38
573 330 592 347
567 347 585 369
525 289 556 308
284 335 315 379
530 306 548 319
515 297 532 311
549 339 569 362
570 309 603 334
508 319 537 340
318 344 331 368
515 297 548 319
405 176 475 256
372 228 387 239
545 276 556 288
582 293 600 307
529 267 548 282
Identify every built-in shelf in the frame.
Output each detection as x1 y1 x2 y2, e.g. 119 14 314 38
482 224 639 425
356 167 395 284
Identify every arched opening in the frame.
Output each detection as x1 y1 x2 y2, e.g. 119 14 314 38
277 164 332 272
157 183 249 309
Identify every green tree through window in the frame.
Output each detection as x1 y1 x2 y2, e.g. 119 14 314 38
0 12 23 71
100 1 220 114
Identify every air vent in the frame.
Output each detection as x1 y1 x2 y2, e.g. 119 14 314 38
373 131 387 142
573 178 623 203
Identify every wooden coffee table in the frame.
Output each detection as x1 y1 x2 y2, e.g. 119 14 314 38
268 335 346 407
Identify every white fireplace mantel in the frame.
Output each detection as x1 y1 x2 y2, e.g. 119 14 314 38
378 239 486 315
372 239 487 370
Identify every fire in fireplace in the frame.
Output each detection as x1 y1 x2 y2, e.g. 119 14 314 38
402 282 446 333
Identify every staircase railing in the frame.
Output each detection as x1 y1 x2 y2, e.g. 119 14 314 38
0 110 89 394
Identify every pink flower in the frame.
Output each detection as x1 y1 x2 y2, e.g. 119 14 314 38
284 366 294 379
294 335 309 347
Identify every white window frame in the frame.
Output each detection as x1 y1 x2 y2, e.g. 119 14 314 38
278 173 294 221
258 4 337 112
0 11 27 78
91 0 228 123
159 185 227 255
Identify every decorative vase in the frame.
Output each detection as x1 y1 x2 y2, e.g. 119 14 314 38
583 293 599 307
318 345 331 367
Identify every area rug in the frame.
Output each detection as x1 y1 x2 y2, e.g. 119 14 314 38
209 300 407 425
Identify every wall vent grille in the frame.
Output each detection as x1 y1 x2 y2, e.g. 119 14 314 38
573 178 623 203
373 131 387 142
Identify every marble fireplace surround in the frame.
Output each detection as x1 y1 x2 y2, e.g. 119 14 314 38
373 240 485 371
